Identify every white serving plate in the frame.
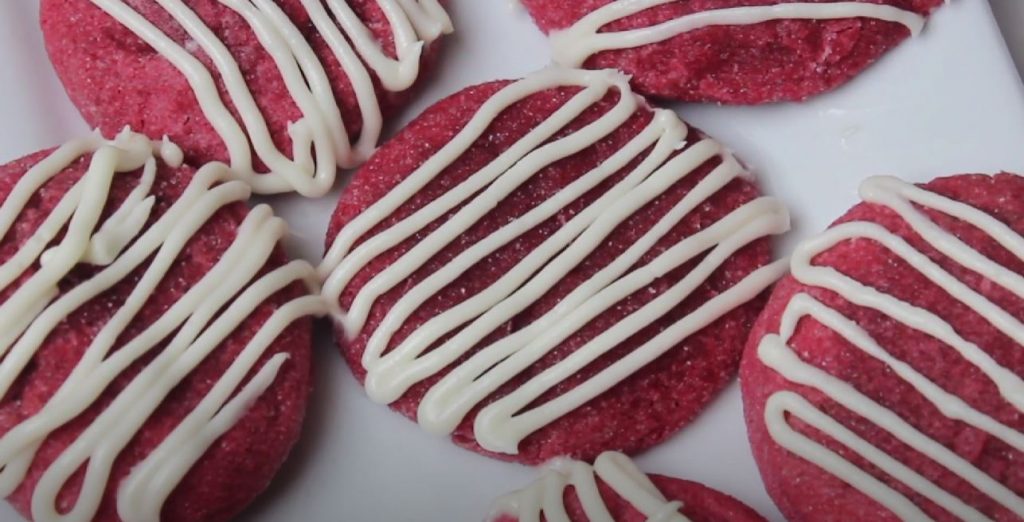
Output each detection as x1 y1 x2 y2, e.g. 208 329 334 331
2 1 1024 521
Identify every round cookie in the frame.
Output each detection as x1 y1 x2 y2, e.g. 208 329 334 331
741 173 1024 521
40 0 451 197
320 68 789 465
488 451 767 522
0 131 318 522
521 0 943 104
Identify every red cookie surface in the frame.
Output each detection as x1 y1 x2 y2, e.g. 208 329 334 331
521 0 943 104
0 147 313 522
493 474 766 522
40 0 443 173
741 173 1024 521
325 78 775 464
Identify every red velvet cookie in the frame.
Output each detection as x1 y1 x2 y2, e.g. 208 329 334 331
742 173 1024 521
521 0 943 104
321 68 788 465
41 0 451 197
488 451 767 522
0 133 316 522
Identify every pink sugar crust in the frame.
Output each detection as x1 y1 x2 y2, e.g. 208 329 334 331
741 173 1024 521
40 0 444 173
326 78 775 465
0 148 313 522
521 0 943 104
492 471 766 521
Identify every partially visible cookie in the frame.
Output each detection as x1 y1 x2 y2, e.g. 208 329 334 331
521 0 943 104
0 130 321 522
320 67 789 464
41 0 451 197
742 173 1024 521
488 451 766 521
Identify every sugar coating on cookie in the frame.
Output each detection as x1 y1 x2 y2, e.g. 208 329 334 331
320 67 790 464
41 0 451 197
520 0 943 104
742 173 1024 521
0 130 322 522
487 451 766 521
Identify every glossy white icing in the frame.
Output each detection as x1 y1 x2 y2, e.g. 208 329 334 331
320 67 790 455
88 0 452 197
0 129 326 522
758 175 1024 521
488 451 690 522
550 1 926 68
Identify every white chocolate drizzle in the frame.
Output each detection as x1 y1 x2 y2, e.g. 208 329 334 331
319 67 790 455
87 0 452 197
488 451 690 522
549 1 926 68
0 129 326 522
758 175 1024 521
